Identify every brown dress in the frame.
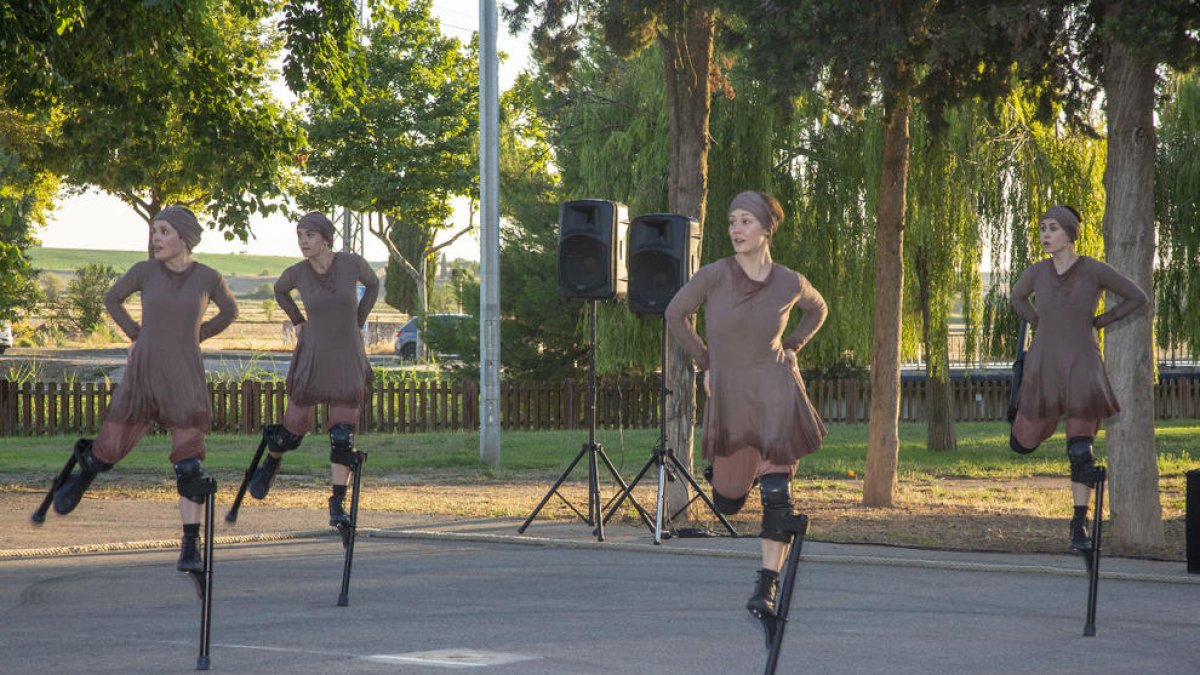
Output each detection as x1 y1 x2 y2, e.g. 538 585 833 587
104 260 238 429
275 252 380 408
665 257 828 466
1011 256 1147 421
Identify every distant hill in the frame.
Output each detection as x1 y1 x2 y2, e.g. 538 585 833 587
29 247 386 278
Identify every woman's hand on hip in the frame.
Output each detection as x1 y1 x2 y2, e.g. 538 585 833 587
703 370 712 397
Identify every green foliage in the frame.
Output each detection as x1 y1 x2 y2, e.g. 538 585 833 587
59 262 119 334
1155 71 1200 357
0 111 53 322
303 0 478 313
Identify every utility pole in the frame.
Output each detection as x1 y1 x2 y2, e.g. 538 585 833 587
478 0 501 466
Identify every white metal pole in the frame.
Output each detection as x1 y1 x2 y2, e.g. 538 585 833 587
479 0 501 465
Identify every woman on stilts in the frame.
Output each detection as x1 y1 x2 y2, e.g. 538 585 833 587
1009 205 1147 551
248 212 379 529
49 206 238 571
665 191 828 624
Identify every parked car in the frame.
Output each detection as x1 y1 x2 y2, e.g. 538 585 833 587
0 321 12 354
393 313 471 360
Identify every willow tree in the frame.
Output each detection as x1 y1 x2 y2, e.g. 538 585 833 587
724 0 1070 505
903 104 988 451
1155 73 1200 362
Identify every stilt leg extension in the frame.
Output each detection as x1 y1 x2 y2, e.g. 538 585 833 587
337 451 366 607
763 513 808 675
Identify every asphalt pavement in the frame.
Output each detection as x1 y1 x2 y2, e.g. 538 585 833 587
2 515 1198 674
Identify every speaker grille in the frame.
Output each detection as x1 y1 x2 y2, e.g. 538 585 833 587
559 235 610 295
629 251 680 313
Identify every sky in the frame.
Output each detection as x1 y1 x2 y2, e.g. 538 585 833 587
36 1 532 263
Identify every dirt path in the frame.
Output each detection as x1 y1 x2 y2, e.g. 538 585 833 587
2 477 1186 560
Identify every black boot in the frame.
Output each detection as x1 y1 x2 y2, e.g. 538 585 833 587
329 485 351 527
746 568 779 617
53 440 113 515
1070 514 1092 552
178 526 203 572
249 454 282 500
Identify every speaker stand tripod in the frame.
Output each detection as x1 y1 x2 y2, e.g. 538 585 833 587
519 300 651 541
602 317 739 543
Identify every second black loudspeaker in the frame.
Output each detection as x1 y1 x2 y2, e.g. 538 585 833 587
557 200 629 300
627 213 701 315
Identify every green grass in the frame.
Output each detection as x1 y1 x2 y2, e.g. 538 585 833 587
30 246 295 277
2 420 1196 482
28 247 388 278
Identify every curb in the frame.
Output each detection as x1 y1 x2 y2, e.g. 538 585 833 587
4 526 1197 586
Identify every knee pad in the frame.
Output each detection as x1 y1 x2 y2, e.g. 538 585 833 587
1009 433 1037 455
1067 436 1097 487
174 458 215 504
759 473 795 544
329 423 357 467
74 439 113 474
264 424 304 453
712 489 748 515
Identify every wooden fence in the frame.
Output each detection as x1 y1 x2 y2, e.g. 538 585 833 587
2 374 1199 437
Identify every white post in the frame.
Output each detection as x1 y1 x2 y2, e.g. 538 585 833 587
479 0 501 466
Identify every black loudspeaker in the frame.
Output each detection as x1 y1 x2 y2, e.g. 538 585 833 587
1188 469 1200 574
557 200 629 299
627 213 701 315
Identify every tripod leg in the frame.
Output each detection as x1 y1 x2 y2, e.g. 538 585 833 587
31 452 78 525
595 444 654 531
519 444 589 533
601 454 657 530
1083 468 1105 637
655 457 668 544
195 477 217 670
590 443 604 541
668 453 740 537
763 514 808 675
337 451 366 607
225 435 267 524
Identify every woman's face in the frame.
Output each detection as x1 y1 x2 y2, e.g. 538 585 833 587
728 208 770 255
151 220 187 261
1039 217 1073 255
297 227 331 259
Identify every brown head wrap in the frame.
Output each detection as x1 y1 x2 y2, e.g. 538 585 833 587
728 191 784 236
153 206 202 250
297 211 336 246
1041 205 1081 243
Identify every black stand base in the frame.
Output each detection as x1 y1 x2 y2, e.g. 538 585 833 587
762 514 808 675
603 446 739 543
1081 466 1106 637
337 451 366 607
518 441 643 542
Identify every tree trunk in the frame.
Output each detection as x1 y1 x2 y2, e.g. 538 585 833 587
1101 35 1163 553
659 8 713 521
863 96 910 507
916 249 956 451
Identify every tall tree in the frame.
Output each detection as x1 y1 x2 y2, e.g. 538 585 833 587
0 0 370 238
304 0 478 319
506 0 717 517
724 0 1070 505
1064 0 1200 552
